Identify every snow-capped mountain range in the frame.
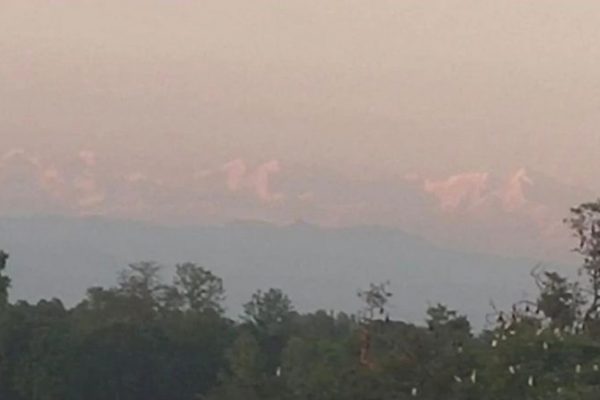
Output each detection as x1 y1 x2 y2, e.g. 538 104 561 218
0 149 593 262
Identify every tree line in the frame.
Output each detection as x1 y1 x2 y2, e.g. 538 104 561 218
2 201 600 399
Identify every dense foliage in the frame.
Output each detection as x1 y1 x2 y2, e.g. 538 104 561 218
3 201 600 399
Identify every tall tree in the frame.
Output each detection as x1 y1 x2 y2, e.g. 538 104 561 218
173 263 225 314
118 262 164 303
0 251 10 308
567 201 600 324
533 268 584 329
243 288 294 330
243 289 295 377
357 281 392 321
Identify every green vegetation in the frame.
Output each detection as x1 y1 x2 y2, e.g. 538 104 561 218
3 201 600 399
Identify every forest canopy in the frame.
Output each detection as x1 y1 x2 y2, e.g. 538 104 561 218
3 201 600 399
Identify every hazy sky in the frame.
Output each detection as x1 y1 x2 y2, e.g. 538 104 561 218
2 1 600 181
1 1 599 259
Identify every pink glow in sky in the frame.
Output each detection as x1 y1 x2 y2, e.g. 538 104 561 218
1 1 599 261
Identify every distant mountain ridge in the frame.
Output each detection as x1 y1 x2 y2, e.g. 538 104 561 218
0 148 592 262
0 215 574 327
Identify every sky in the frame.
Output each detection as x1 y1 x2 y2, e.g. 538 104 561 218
1 1 599 260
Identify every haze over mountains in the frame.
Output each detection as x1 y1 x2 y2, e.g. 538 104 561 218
0 215 573 328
